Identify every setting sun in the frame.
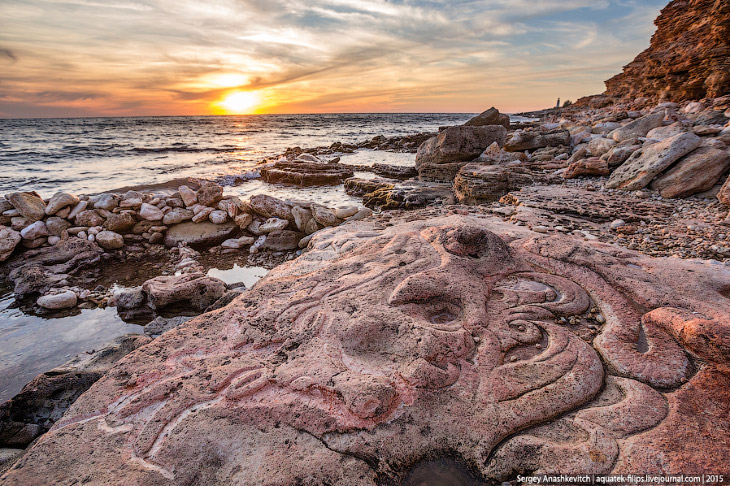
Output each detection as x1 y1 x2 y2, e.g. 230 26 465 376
219 91 259 114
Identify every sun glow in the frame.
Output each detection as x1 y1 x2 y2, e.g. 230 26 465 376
218 91 260 114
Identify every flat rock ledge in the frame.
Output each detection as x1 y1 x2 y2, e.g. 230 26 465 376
3 212 728 484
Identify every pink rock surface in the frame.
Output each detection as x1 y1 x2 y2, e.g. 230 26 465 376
3 214 729 484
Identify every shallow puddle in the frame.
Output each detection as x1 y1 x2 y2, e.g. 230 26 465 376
402 457 490 486
206 264 269 287
0 288 142 402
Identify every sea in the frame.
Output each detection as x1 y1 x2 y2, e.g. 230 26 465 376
0 113 477 207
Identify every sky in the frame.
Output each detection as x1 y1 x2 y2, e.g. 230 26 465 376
0 0 670 118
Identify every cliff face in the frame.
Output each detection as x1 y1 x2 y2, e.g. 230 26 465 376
605 0 730 101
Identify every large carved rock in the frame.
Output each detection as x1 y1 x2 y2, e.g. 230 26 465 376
604 0 730 101
606 132 701 190
416 126 506 181
4 213 728 484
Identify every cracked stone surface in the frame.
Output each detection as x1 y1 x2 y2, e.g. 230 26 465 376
2 212 729 484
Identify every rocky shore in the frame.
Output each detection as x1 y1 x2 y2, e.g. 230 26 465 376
2 0 730 482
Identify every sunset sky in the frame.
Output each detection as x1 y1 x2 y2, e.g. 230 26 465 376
0 0 668 118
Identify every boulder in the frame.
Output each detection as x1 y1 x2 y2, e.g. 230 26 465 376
463 107 511 130
93 194 118 211
311 205 342 227
344 178 394 197
196 183 223 207
291 205 315 233
504 129 570 152
416 126 507 181
102 212 136 232
36 290 78 310
371 164 418 180
608 112 664 142
139 203 164 221
587 137 616 156
142 273 227 311
95 231 124 250
162 207 194 225
20 221 49 240
606 132 701 190
178 185 197 207
75 209 105 228
651 143 730 198
563 158 610 179
259 218 289 233
7 192 46 222
163 221 238 248
645 123 687 141
221 236 255 249
261 230 302 251
0 227 21 262
45 217 70 237
44 192 79 216
208 210 228 224
453 164 540 204
234 213 253 229
249 195 293 222
602 143 641 167
67 201 87 220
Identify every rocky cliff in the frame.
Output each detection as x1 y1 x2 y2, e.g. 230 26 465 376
604 0 730 101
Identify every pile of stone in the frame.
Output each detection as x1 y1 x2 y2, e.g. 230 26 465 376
0 183 372 313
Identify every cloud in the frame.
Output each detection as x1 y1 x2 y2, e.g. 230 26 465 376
0 0 670 117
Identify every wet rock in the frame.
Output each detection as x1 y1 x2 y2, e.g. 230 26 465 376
75 209 105 228
607 132 701 190
651 143 730 198
19 221 49 240
249 194 293 222
371 163 418 180
36 290 78 310
139 203 164 221
0 334 150 447
163 221 238 248
144 316 193 337
0 227 21 262
95 231 124 250
142 273 227 311
260 160 355 186
416 126 507 181
44 192 79 216
7 192 46 222
162 207 194 225
609 112 665 142
563 158 610 179
196 182 223 207
344 178 394 197
463 106 511 130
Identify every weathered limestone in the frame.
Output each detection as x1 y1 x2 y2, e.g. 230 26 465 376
606 132 701 190
44 193 79 216
260 160 355 186
563 158 610 179
3 214 728 484
608 112 665 142
7 192 46 222
463 106 511 130
142 273 226 311
163 221 238 248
